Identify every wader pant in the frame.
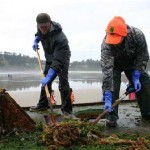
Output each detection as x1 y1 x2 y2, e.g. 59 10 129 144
107 67 150 121
37 61 72 114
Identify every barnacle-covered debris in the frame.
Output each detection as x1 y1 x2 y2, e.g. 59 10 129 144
0 89 35 134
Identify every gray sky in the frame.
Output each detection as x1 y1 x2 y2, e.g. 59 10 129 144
0 0 150 62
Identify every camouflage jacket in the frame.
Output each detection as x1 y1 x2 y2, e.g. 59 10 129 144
101 25 149 92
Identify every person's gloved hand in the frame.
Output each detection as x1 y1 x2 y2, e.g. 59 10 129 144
126 84 135 94
103 90 113 112
41 68 56 87
32 36 40 51
132 70 141 92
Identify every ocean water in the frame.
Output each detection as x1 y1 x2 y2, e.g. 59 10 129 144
0 71 129 92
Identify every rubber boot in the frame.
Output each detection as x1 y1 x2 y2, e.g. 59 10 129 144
136 85 150 117
60 88 72 114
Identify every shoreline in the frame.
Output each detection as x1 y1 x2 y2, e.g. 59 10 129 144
8 88 131 107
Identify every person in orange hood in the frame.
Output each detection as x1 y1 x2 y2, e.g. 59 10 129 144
101 16 150 127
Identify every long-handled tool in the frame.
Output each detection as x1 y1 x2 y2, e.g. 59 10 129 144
36 49 56 125
93 86 135 124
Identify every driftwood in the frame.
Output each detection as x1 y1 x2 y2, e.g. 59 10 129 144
0 88 35 133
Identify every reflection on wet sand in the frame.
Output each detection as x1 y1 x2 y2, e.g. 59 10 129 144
0 73 40 91
0 72 129 91
0 72 132 107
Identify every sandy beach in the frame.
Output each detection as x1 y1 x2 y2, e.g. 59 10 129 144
8 88 100 107
8 88 130 107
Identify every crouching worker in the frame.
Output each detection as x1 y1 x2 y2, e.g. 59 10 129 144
101 16 150 127
30 13 73 118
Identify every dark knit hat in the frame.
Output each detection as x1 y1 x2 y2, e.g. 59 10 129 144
36 13 51 23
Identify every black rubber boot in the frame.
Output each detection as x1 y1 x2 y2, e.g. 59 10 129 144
60 88 72 114
136 74 150 118
29 85 52 112
136 85 150 118
37 87 49 107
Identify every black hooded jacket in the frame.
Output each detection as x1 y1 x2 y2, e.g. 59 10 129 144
36 21 71 73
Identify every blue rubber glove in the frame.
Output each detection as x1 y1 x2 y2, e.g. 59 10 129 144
41 68 56 87
132 70 141 92
103 90 113 112
32 36 40 51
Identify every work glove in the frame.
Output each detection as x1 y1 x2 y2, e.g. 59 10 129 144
103 90 113 112
32 36 40 51
132 70 141 92
126 84 135 94
41 68 56 87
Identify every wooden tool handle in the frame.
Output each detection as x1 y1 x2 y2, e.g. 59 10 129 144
93 99 121 124
36 50 51 101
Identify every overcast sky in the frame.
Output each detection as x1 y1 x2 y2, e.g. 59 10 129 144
0 0 150 62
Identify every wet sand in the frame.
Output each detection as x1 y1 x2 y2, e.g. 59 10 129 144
8 88 150 133
8 88 130 107
26 100 150 133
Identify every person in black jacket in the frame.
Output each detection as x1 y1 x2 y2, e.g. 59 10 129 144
30 13 73 117
101 16 150 127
